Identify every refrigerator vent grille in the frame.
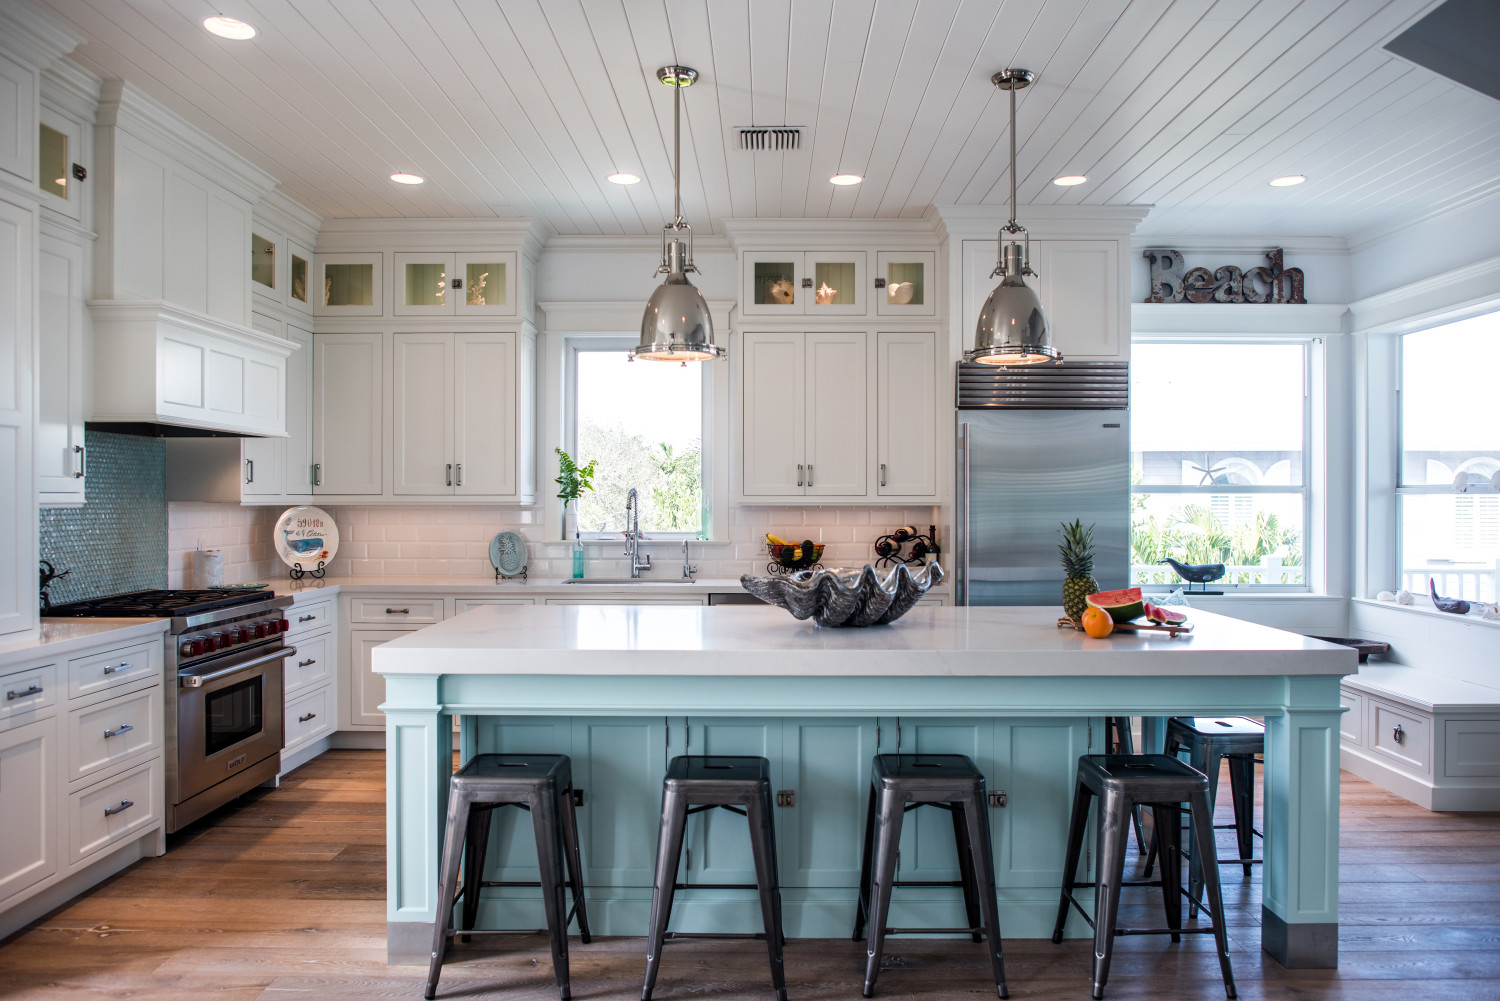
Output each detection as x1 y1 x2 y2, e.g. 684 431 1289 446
957 361 1128 410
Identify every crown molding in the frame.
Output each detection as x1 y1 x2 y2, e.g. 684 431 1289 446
1347 181 1500 255
0 5 83 67
1133 302 1348 336
934 203 1152 241
316 216 548 259
254 189 323 246
40 58 101 120
96 81 277 203
543 233 733 255
1347 254 1500 335
722 217 940 249
538 299 736 335
1130 235 1350 257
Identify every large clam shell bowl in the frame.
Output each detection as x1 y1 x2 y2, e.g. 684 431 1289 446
739 563 944 627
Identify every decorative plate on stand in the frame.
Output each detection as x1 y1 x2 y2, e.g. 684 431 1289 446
490 531 528 579
274 506 339 579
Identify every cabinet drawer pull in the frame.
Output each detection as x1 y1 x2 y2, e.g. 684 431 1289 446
298 658 317 668
299 614 316 623
298 712 318 723
446 463 453 487
104 800 135 817
880 463 886 487
103 723 135 739
807 464 814 487
1392 724 1404 745
7 684 43 701
456 463 463 487
103 662 131 675
386 607 410 614
75 444 85 478
245 458 254 484
797 463 803 487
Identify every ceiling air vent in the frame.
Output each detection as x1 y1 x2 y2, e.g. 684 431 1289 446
738 127 802 151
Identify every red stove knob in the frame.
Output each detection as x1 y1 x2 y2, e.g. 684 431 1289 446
254 623 267 638
277 618 289 633
192 638 205 655
237 628 251 643
220 632 235 648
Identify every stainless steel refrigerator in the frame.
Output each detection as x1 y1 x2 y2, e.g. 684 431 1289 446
954 362 1130 606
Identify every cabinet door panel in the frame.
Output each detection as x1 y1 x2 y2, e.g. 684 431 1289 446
241 312 285 497
283 324 314 496
1034 240 1120 358
313 333 382 495
876 331 936 497
467 717 573 881
393 333 454 495
37 234 86 500
348 629 411 729
741 253 804 316
780 717 876 888
897 718 991 881
805 332 867 497
571 716 666 887
455 332 516 497
393 252 453 316
991 718 1089 887
0 52 36 184
684 718 780 884
0 720 56 904
741 332 805 496
0 197 35 637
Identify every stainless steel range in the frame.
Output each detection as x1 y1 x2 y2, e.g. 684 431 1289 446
44 589 297 831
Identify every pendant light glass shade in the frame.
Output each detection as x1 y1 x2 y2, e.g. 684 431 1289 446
635 65 724 363
965 69 1060 367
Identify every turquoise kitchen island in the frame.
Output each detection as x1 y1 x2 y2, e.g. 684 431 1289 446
374 603 1355 969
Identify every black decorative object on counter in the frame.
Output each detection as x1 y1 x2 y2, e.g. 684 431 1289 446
38 560 72 612
1159 556 1225 595
765 534 824 575
290 560 326 581
740 563 943 628
1429 577 1471 615
874 524 940 568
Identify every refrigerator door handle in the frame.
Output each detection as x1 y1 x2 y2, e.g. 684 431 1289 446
957 422 970 606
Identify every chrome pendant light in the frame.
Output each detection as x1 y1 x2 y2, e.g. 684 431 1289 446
967 69 1060 366
634 65 723 363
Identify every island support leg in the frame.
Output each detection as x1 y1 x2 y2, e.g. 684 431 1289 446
1261 677 1342 968
384 675 453 964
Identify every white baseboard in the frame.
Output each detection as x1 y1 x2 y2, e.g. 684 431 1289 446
330 730 384 750
0 831 158 943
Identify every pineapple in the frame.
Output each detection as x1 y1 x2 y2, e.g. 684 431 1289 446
1058 520 1098 623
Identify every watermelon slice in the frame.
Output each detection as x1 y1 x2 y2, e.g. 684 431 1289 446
1144 601 1187 626
1085 587 1145 623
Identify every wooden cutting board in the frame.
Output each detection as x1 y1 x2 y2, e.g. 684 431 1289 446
1057 617 1195 638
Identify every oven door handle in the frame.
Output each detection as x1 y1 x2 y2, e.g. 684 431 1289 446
179 646 296 689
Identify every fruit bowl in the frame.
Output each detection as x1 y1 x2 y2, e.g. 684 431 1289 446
766 538 824 575
740 563 943 628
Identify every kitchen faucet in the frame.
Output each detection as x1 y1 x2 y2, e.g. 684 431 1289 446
624 488 652 578
681 540 697 580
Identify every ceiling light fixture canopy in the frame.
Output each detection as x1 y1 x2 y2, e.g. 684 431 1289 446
967 68 1059 367
635 65 723 364
202 15 257 39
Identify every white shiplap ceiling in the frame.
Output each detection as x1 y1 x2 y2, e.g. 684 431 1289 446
29 0 1500 239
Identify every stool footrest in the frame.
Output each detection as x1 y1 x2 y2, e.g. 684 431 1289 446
446 927 549 938
883 926 983 936
672 882 763 891
663 931 768 942
893 880 966 888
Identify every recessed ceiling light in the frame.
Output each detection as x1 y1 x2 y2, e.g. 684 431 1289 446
202 15 257 40
607 172 640 185
390 172 424 185
1052 175 1087 186
1269 174 1306 187
829 173 863 185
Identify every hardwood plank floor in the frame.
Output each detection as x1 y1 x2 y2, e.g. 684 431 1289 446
2 749 1497 1000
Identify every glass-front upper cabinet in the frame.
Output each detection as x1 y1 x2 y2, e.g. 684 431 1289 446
37 108 86 223
287 240 313 315
251 232 276 292
741 251 866 317
875 251 936 316
315 253 383 316
394 251 516 316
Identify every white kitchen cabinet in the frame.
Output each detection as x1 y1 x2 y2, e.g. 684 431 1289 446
37 104 86 225
282 323 314 496
282 592 336 773
0 195 35 639
874 251 936 317
0 50 36 187
740 331 868 501
313 332 382 495
876 331 937 497
241 311 286 497
36 232 86 503
394 330 530 500
314 253 382 317
347 628 409 730
740 251 867 317
0 717 56 906
394 252 517 317
962 238 1123 360
287 240 313 316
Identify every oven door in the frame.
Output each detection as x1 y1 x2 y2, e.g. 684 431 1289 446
176 645 292 803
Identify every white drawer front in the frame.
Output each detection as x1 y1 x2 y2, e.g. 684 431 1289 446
285 632 332 695
287 599 334 638
1339 688 1363 746
1443 719 1500 778
70 758 161 863
68 641 158 702
1 663 57 726
68 687 159 784
454 598 536 612
285 685 333 750
1369 699 1431 774
350 597 444 624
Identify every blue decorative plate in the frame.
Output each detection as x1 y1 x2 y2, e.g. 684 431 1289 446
489 532 528 577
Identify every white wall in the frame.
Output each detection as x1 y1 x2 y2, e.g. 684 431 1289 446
536 244 737 302
1129 238 1352 304
1349 194 1500 302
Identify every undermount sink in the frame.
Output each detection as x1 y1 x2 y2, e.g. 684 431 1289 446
559 578 700 584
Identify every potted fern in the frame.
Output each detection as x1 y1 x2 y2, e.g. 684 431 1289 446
555 448 598 538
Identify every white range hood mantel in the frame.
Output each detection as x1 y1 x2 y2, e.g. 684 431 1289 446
88 299 295 437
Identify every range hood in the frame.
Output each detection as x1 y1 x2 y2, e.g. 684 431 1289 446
88 300 295 438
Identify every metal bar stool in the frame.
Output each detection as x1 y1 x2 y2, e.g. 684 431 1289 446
1145 717 1264 913
851 754 1008 999
642 756 786 1001
426 754 591 1001
1105 716 1146 852
1051 754 1236 1000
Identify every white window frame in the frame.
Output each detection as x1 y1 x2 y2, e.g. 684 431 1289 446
1129 332 1323 594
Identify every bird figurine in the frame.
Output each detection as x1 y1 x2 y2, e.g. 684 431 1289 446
1429 577 1471 615
1159 557 1226 593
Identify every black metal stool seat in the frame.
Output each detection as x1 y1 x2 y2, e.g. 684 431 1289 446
853 754 1008 999
642 755 786 1001
1052 754 1236 1000
427 754 591 1001
1147 716 1265 908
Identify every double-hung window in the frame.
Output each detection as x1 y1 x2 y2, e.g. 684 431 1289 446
1130 340 1311 590
1397 312 1500 603
566 337 710 539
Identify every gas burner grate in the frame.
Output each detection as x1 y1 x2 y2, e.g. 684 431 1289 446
43 589 271 618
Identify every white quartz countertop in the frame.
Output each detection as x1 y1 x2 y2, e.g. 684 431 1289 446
258 575 758 595
374 604 1356 678
0 618 169 668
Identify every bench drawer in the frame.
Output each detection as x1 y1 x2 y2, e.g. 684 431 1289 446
349 597 444 625
284 632 332 695
69 757 160 864
285 685 333 751
1369 698 1431 774
1444 719 1500 779
67 687 160 784
68 641 158 702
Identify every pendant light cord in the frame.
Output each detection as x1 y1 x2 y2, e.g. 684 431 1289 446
673 73 683 228
1008 82 1018 232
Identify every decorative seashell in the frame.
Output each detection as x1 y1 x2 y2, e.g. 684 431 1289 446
887 281 915 305
1376 590 1397 602
1481 603 1500 622
739 563 943 627
768 278 795 304
1395 589 1414 605
815 282 837 305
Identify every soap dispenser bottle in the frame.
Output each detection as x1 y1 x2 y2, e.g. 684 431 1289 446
572 531 585 579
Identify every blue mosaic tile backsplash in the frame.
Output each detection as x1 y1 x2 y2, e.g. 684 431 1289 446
39 430 168 604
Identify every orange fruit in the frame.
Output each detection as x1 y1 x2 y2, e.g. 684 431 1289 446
1080 606 1114 638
